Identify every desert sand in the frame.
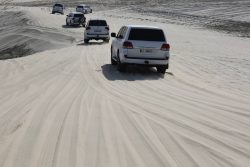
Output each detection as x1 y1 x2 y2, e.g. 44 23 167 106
0 1 250 167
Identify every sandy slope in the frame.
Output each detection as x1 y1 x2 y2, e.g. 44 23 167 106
0 5 250 167
0 6 78 59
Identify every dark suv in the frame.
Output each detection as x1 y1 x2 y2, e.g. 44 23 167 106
52 3 64 15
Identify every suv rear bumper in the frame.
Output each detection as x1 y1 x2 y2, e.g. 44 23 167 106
52 10 63 13
121 57 169 66
85 34 109 39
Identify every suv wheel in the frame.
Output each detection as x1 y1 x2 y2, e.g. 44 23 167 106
157 65 167 74
84 39 89 43
117 52 126 72
104 38 110 43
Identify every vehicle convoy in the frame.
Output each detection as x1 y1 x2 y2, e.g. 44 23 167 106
66 12 86 27
84 19 110 43
111 25 170 74
52 3 64 14
76 4 92 14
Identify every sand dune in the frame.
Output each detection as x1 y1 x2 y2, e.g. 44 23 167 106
0 2 250 167
0 7 77 59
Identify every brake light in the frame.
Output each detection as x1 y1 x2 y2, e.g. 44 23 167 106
105 26 109 30
123 41 133 49
161 43 170 51
86 27 91 30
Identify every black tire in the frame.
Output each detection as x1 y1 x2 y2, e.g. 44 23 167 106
104 38 110 43
117 51 126 72
52 12 55 14
84 39 89 43
66 20 69 26
111 47 117 65
157 65 167 74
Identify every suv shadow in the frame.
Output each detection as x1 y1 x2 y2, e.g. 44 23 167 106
77 40 109 46
62 25 83 29
101 64 171 81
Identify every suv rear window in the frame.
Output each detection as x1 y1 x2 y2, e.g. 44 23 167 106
128 28 165 41
88 20 107 26
74 14 84 17
77 6 83 8
54 4 63 7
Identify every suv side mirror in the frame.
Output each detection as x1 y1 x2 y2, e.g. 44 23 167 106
111 33 116 37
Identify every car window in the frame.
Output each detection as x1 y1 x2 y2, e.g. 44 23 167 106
74 14 84 17
117 27 123 38
121 27 127 38
54 4 63 7
117 27 125 39
88 20 107 26
128 28 165 41
77 6 83 8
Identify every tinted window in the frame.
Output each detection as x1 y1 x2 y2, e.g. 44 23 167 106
88 20 107 26
117 27 125 38
54 4 63 7
121 27 128 38
74 14 84 17
128 28 165 41
77 6 83 8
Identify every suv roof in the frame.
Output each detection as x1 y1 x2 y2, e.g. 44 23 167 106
69 12 83 14
54 3 63 6
78 4 89 6
126 25 162 30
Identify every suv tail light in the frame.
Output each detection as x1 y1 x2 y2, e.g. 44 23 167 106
161 43 170 51
86 27 91 30
123 41 133 49
105 26 109 30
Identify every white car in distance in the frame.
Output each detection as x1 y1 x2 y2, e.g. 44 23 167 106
66 12 86 26
84 19 110 43
111 25 170 74
76 4 92 14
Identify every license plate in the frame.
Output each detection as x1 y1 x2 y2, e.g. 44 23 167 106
140 49 152 53
94 30 101 32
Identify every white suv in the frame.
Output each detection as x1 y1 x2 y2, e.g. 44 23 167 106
76 4 92 14
66 12 86 26
111 25 170 74
84 19 110 43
